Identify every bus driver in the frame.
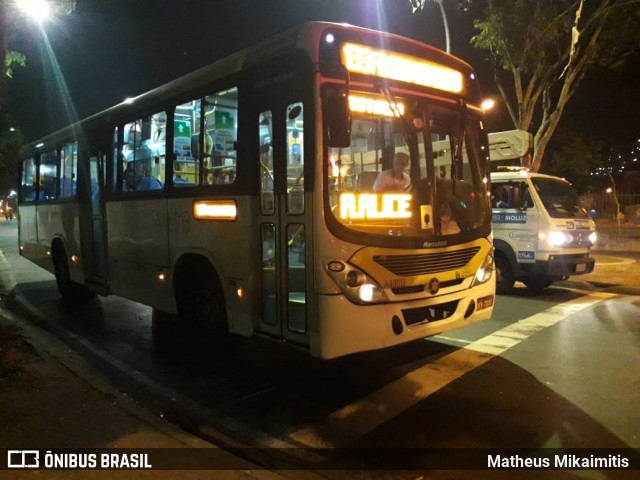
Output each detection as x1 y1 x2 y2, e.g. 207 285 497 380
373 152 410 192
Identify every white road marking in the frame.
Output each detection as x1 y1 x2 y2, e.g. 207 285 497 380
289 292 613 448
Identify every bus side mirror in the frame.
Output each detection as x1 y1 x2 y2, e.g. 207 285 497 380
325 94 351 148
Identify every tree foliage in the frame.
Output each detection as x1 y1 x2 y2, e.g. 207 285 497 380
470 0 640 172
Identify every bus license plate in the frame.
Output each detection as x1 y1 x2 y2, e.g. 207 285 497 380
576 264 586 273
477 295 494 310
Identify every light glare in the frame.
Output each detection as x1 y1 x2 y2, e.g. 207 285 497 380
17 0 51 22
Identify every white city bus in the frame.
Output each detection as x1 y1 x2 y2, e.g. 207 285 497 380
17 22 495 359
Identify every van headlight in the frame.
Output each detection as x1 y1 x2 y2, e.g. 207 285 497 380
325 261 388 304
471 251 494 286
539 230 572 247
588 231 597 245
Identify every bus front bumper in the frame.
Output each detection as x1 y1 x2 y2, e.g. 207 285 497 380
315 279 495 360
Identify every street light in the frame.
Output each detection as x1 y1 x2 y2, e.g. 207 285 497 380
16 0 51 23
411 0 451 54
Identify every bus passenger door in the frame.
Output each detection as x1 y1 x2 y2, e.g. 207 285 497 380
257 100 311 347
79 148 108 287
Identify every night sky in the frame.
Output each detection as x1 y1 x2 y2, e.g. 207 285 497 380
8 0 639 150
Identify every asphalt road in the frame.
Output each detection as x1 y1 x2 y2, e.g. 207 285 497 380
1 220 638 478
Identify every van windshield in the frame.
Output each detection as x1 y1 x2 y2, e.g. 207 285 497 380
531 178 589 219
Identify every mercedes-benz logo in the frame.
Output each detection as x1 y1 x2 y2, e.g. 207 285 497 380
428 277 440 295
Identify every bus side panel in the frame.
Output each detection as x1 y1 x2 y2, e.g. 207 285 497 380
167 196 257 336
36 202 85 282
105 198 172 310
18 205 39 263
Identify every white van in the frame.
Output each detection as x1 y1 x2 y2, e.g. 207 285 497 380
487 130 597 292
490 168 597 293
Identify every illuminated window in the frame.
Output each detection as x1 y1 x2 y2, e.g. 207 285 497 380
59 142 78 198
173 87 238 187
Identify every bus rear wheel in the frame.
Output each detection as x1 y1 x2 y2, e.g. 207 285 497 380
52 246 93 305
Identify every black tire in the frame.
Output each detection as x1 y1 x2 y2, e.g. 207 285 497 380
182 283 228 337
151 308 182 351
495 255 515 294
52 248 93 305
523 277 554 292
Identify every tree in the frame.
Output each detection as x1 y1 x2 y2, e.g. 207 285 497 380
470 0 640 172
542 122 599 194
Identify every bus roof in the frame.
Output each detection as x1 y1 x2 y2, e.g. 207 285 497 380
21 21 478 153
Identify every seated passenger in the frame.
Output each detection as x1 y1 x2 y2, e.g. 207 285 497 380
492 185 509 208
373 152 410 193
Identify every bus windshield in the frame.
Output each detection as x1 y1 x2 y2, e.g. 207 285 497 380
531 177 590 219
327 96 490 244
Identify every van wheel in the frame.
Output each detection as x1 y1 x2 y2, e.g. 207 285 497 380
524 277 554 292
52 248 93 305
495 255 515 294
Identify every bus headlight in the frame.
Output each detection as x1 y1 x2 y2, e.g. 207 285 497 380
325 262 388 304
471 251 494 287
588 231 597 245
358 283 383 302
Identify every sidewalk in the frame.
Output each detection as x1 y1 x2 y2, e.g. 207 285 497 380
0 305 289 479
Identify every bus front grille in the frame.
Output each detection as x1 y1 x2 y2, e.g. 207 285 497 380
374 247 481 277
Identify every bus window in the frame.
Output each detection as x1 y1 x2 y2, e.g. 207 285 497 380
173 99 201 186
286 102 304 214
173 87 238 187
204 87 238 185
60 142 78 198
39 150 58 200
122 113 165 192
20 157 36 202
259 110 274 215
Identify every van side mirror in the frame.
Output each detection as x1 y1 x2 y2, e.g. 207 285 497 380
324 93 351 148
510 184 524 210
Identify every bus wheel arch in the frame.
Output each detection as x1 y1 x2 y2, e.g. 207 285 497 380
172 253 228 336
51 238 93 304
